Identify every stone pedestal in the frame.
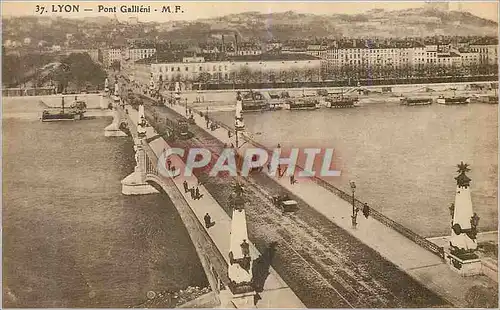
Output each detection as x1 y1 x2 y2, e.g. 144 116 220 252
99 95 108 110
121 143 158 195
218 289 255 309
121 169 159 195
446 252 482 276
104 109 127 137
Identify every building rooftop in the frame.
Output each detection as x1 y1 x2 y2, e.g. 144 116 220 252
228 53 320 62
137 52 320 64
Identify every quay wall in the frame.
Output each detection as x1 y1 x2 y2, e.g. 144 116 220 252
158 80 497 107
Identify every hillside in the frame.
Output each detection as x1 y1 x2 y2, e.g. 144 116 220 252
2 7 497 48
167 8 498 40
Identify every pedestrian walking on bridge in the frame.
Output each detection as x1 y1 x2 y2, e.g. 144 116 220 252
363 203 370 218
183 180 188 193
190 187 195 199
195 187 203 200
204 213 213 229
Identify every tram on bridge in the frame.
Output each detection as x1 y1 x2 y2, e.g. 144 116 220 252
164 117 194 140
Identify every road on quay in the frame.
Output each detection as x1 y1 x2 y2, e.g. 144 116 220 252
137 95 450 309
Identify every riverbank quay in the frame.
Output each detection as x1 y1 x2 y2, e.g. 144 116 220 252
132 93 451 308
123 105 306 309
154 80 497 111
159 95 497 308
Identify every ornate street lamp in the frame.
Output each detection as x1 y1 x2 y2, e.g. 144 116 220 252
350 180 359 228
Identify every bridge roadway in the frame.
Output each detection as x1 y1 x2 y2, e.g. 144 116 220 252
118 105 306 308
143 91 498 308
131 96 456 308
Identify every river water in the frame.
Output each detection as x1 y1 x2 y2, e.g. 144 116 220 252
212 101 498 237
2 99 207 307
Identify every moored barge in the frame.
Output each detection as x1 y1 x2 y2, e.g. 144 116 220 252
241 90 269 112
325 96 359 108
267 91 284 110
285 98 319 110
400 97 433 106
436 96 470 105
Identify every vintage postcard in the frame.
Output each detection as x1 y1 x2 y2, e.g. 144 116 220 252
2 1 498 308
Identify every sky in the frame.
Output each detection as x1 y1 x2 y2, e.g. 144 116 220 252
2 1 499 23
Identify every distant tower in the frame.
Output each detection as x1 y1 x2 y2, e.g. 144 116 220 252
447 162 481 276
225 92 256 308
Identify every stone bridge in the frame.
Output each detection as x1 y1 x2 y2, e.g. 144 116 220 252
104 98 305 308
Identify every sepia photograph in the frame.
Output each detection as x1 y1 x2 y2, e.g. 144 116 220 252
1 0 499 308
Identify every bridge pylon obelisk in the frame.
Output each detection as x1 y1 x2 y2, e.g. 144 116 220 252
104 77 128 137
219 92 257 308
104 77 110 96
175 81 181 105
101 77 110 109
121 102 158 195
112 79 121 106
446 162 481 276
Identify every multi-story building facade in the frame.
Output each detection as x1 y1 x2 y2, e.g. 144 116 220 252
104 47 156 68
103 48 122 68
459 50 480 66
145 54 321 84
126 48 156 63
317 42 491 73
323 46 415 70
469 44 498 65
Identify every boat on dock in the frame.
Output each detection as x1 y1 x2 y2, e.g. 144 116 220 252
325 95 359 108
400 97 433 106
436 96 470 105
323 88 359 108
267 91 285 110
284 97 319 110
41 97 87 122
241 90 269 112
